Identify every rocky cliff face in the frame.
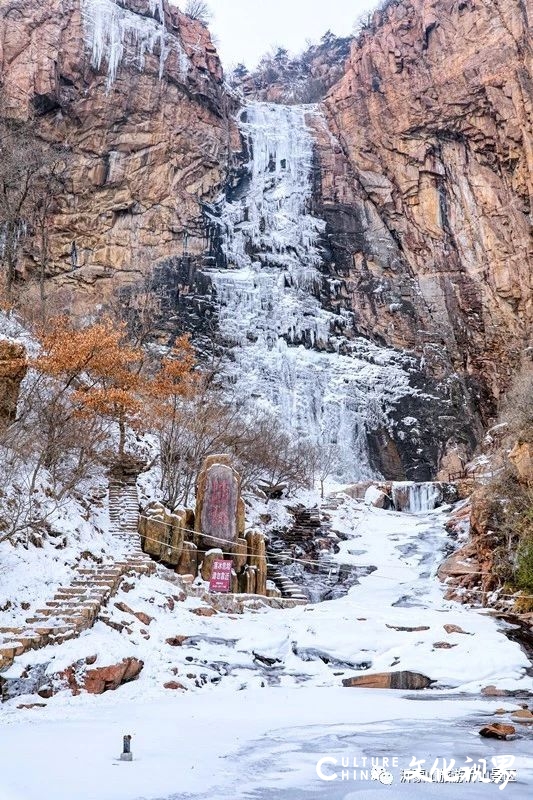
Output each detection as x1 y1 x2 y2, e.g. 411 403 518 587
0 0 238 310
1 0 532 480
322 0 532 410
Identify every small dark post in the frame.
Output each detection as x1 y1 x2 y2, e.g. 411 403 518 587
120 734 133 762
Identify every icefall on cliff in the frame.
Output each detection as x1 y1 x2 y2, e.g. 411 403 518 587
206 103 419 480
81 0 189 87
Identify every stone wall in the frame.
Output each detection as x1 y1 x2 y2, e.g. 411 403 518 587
139 455 271 597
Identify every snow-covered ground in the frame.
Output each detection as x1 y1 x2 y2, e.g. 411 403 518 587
1 495 532 799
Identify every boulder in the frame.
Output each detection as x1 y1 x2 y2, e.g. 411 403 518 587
189 606 217 617
438 545 479 581
161 510 186 566
364 486 391 509
480 685 531 698
510 709 533 723
164 681 187 691
114 602 153 626
83 658 144 695
479 723 515 739
342 671 433 690
166 636 189 647
444 624 471 635
267 581 282 599
38 657 144 697
344 481 391 501
200 548 223 582
195 456 241 550
176 541 198 577
141 512 168 559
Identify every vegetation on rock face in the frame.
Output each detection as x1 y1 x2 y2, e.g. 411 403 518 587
0 302 322 544
0 118 69 314
184 1 211 24
500 366 533 445
484 364 533 603
229 32 353 104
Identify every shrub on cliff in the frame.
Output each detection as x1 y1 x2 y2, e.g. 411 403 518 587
184 1 211 23
516 533 533 593
0 117 69 311
501 364 533 443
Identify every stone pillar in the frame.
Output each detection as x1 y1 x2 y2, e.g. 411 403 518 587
140 504 185 566
177 541 198 577
240 565 257 595
246 530 268 596
233 537 248 573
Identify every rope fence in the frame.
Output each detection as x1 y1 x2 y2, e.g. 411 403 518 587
134 513 533 602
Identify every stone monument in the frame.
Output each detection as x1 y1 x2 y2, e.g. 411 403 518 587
195 454 240 550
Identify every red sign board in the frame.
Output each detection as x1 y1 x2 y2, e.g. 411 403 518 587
209 559 232 593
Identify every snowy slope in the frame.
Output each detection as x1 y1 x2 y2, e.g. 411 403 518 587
1 497 532 799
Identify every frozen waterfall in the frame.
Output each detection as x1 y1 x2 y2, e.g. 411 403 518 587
207 104 414 481
392 482 444 514
81 0 189 88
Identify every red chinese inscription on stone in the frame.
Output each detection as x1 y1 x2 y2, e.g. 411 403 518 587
201 465 238 543
209 560 232 593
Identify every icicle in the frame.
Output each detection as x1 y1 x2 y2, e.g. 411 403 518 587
392 482 443 514
81 0 189 88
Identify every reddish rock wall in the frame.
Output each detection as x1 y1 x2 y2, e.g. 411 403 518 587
322 0 533 406
0 0 239 311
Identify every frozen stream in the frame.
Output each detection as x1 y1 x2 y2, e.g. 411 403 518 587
1 496 532 799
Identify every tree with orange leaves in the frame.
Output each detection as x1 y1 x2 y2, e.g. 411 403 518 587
34 317 144 458
151 335 197 401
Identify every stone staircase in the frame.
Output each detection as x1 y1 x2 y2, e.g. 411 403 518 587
266 496 365 603
0 469 154 676
109 472 142 546
281 505 322 545
267 548 309 602
266 506 323 602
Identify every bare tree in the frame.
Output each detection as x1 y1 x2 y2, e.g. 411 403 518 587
0 371 108 545
0 118 67 304
184 0 212 23
307 439 338 499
